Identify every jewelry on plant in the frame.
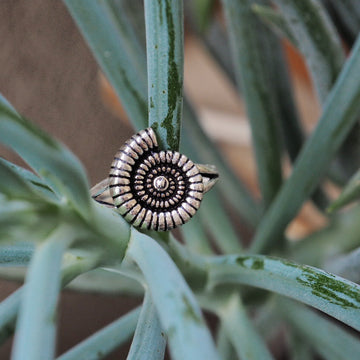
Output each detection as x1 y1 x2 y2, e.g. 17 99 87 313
103 127 218 231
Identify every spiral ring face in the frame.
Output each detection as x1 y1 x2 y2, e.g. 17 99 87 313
109 128 204 231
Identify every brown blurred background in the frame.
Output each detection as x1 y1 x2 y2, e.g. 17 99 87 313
0 0 326 358
0 1 138 358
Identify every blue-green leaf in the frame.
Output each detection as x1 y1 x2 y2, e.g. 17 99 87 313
272 0 345 103
145 0 183 150
289 331 315 360
58 308 140 360
207 255 360 331
219 293 274 360
182 104 259 227
180 216 213 255
289 205 360 268
0 252 100 347
0 198 58 246
64 0 147 130
276 298 360 360
67 267 143 296
199 190 243 253
221 0 283 209
325 247 360 284
251 34 360 253
0 243 34 267
126 292 166 360
0 200 36 227
11 226 74 360
0 159 57 201
327 167 360 213
189 0 216 32
325 0 360 44
252 4 298 47
215 323 237 360
0 288 22 345
127 229 219 360
201 19 236 82
252 4 330 213
0 158 52 202
0 95 90 218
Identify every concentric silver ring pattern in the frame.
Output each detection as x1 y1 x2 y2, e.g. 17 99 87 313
109 128 204 231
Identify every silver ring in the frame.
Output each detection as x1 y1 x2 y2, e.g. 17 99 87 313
92 128 218 231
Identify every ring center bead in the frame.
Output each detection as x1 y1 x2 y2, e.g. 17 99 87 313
153 176 169 192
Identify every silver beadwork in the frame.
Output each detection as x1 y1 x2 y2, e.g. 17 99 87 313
107 128 218 231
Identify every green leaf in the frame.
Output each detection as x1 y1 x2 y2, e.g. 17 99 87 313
106 0 147 72
327 167 360 213
232 2 330 214
207 255 360 331
182 104 259 227
325 247 360 284
162 233 209 290
58 308 140 360
127 229 220 360
0 288 21 345
0 95 90 218
252 298 282 340
127 292 166 360
326 0 360 43
180 216 214 255
219 293 274 360
189 0 216 32
66 267 143 296
251 34 360 253
87 201 131 260
221 0 283 209
145 0 183 150
289 205 360 268
252 4 331 213
0 199 36 227
0 158 52 202
271 0 345 103
0 158 57 201
276 298 360 360
64 0 147 131
0 198 59 246
252 4 298 47
11 226 74 360
215 323 237 360
289 331 315 360
201 19 236 83
199 190 243 253
113 0 147 48
0 252 100 346
0 243 33 267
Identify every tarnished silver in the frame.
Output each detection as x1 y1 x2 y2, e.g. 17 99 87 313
92 128 218 231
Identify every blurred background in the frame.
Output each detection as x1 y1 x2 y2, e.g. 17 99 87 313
0 0 343 358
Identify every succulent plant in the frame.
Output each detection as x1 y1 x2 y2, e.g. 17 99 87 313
1 0 360 359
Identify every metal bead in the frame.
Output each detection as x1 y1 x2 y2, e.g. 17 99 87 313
108 127 218 231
